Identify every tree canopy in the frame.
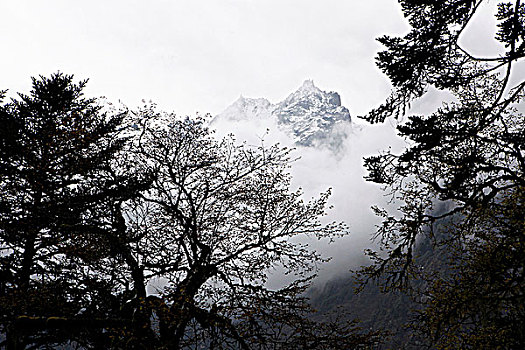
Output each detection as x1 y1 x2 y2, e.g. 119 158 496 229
0 73 153 348
361 0 525 348
0 74 377 349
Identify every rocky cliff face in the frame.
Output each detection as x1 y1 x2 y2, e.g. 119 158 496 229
213 80 353 150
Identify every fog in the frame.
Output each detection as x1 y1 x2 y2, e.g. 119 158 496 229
212 108 406 284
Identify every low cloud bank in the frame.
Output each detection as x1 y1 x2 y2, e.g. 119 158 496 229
211 116 406 284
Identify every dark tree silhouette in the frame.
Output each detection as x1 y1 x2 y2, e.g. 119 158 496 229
360 1 525 348
0 73 152 349
0 76 378 349
114 105 378 349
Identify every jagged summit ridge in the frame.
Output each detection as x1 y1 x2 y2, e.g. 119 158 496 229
214 80 353 150
294 79 321 94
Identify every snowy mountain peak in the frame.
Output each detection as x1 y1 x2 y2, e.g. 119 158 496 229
219 96 272 121
214 81 354 151
299 79 320 92
281 81 342 109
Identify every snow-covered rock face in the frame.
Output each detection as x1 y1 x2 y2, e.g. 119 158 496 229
213 80 353 151
217 96 273 121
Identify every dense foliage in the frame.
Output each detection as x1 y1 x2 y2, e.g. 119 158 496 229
0 74 377 349
0 73 153 348
361 0 525 348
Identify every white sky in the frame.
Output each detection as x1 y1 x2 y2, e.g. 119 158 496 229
0 1 410 118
